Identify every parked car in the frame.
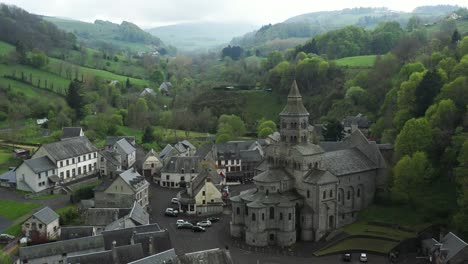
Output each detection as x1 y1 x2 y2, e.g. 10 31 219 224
165 208 178 217
342 253 351 262
197 220 212 227
192 226 206 232
171 198 179 204
360 253 367 262
177 222 193 229
207 217 220 223
176 219 186 225
0 234 14 243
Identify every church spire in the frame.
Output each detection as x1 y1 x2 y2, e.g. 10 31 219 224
280 80 309 116
279 81 310 144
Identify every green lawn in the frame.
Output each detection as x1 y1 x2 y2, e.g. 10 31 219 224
3 223 22 236
335 55 377 67
343 221 416 241
0 41 15 56
315 237 398 256
0 200 40 221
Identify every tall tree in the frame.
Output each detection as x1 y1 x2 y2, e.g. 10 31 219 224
394 118 432 158
322 119 344 141
414 69 443 117
66 79 85 119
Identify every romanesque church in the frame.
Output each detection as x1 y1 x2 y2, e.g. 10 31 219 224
230 81 388 247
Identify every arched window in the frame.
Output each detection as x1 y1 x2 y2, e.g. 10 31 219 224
288 213 292 220
236 207 240 215
280 212 283 220
266 189 269 196
323 191 326 199
262 213 265 220
252 213 256 221
338 193 341 201
269 207 275 219
307 190 310 198
347 191 350 200
357 188 361 198
329 190 333 198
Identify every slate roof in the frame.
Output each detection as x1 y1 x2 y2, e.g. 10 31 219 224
143 149 159 163
42 136 97 161
342 113 370 128
120 168 148 192
129 202 149 226
67 243 145 264
162 156 202 174
128 248 177 264
85 208 131 226
23 156 56 174
104 215 138 231
115 138 136 155
159 81 172 91
239 149 262 162
140 88 156 96
19 235 104 261
181 140 196 150
60 226 95 240
105 136 136 147
323 148 377 176
280 81 309 116
99 149 121 167
303 169 339 185
174 248 234 264
101 224 163 250
159 144 174 159
292 143 324 156
196 143 214 159
216 140 262 160
319 141 346 152
33 206 59 225
191 168 222 197
254 169 291 183
0 167 16 184
61 127 83 140
440 232 468 261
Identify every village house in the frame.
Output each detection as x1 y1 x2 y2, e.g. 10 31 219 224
342 113 370 137
60 226 96 240
159 156 201 188
159 81 172 96
16 137 98 193
97 149 122 178
85 202 149 233
139 87 157 97
22 207 60 240
19 223 171 264
196 143 217 162
60 127 84 141
230 81 387 247
113 138 136 169
158 140 197 165
177 167 224 215
0 167 16 188
422 232 468 264
216 140 264 182
142 149 163 177
94 168 150 209
104 136 136 150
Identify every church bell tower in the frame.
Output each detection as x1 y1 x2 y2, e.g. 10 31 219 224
279 81 309 144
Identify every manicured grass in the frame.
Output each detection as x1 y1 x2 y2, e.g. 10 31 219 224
315 237 398 256
0 200 40 221
30 193 63 200
0 41 15 56
343 221 416 241
335 55 377 67
3 223 22 236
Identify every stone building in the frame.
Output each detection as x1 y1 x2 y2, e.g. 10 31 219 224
22 207 60 240
230 81 387 247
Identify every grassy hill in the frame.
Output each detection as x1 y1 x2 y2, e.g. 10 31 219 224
335 55 377 67
44 17 167 53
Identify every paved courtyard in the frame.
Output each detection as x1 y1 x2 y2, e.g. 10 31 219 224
148 183 392 264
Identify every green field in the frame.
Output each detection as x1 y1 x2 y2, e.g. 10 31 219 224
0 41 15 56
0 76 66 100
315 237 398 256
335 55 377 67
0 200 40 221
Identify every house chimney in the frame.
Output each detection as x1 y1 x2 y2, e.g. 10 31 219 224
112 240 119 264
148 236 155 255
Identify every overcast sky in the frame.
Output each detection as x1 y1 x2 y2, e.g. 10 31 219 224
2 0 467 28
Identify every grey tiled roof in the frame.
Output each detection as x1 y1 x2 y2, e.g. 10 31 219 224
159 144 175 159
129 202 149 226
60 226 94 240
0 168 16 183
191 168 221 197
280 81 309 116
33 206 59 225
128 249 177 264
42 136 97 161
120 168 148 192
101 223 162 250
440 232 468 261
85 208 131 226
161 156 202 174
319 141 346 152
105 136 136 147
20 235 104 261
254 169 291 183
24 156 56 173
115 138 136 155
196 143 214 159
239 149 262 162
175 248 234 264
303 169 338 184
323 148 377 176
99 149 121 167
216 140 262 160
67 243 144 264
342 113 370 128
61 127 83 139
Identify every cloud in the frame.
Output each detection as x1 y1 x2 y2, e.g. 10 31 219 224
2 0 467 28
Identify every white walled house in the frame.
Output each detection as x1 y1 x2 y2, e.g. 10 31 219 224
142 149 163 178
22 207 60 240
16 156 58 193
31 137 98 184
160 156 201 188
